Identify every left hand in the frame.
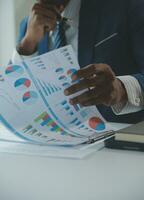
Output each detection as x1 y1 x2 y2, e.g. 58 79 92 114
64 64 128 107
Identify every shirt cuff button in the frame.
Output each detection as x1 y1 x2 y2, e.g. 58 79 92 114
135 98 140 105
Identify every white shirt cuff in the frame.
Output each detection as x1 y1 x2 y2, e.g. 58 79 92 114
112 75 144 115
11 48 38 63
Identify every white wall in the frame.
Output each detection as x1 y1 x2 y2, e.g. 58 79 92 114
0 0 35 66
0 0 15 66
14 0 35 38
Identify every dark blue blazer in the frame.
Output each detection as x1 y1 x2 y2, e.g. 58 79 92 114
18 0 144 123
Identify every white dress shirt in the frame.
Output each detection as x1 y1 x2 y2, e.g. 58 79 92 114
11 0 144 115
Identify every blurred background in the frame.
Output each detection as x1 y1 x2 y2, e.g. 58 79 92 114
0 0 35 66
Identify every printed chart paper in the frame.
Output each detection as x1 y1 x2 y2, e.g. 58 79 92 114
0 123 104 159
0 45 113 146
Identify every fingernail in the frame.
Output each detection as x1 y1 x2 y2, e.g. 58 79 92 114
64 89 69 96
71 74 78 80
69 99 74 105
71 79 80 84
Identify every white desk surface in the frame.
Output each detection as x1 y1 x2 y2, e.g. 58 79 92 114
0 123 144 200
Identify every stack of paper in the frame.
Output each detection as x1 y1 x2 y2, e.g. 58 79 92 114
0 123 104 159
0 45 113 157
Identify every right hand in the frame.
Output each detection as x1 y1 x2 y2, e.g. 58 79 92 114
17 3 59 55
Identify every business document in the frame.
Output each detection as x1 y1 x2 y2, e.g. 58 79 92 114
0 45 113 146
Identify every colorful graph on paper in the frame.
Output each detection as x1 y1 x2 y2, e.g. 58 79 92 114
88 117 106 131
14 78 31 90
37 80 62 96
5 65 24 77
22 91 38 105
34 112 68 135
0 45 112 146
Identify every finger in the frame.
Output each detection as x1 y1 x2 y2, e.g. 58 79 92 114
80 94 107 106
70 94 102 107
34 3 61 18
72 64 114 82
42 5 61 19
64 73 113 96
33 4 57 20
33 12 56 24
64 77 99 96
70 84 113 106
69 87 106 105
33 8 57 21
69 90 96 105
34 3 56 11
71 64 97 80
72 64 107 81
30 13 56 31
42 17 56 29
31 8 57 30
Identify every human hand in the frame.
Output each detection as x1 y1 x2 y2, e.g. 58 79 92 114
64 64 128 107
17 3 62 55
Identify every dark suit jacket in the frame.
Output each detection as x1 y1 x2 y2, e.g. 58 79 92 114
17 0 144 123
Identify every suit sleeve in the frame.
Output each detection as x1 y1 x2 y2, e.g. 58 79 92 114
128 0 144 91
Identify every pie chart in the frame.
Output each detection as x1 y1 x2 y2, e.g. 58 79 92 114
5 65 24 77
67 69 77 77
67 69 79 83
14 78 31 90
88 117 105 131
23 91 38 105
